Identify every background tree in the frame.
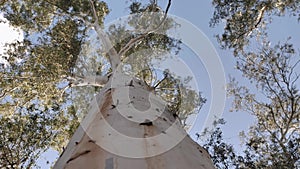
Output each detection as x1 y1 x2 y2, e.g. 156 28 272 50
226 41 300 168
0 0 205 167
202 0 300 168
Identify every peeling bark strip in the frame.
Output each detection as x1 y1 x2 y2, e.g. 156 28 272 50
105 158 114 169
139 119 153 126
88 139 96 143
66 150 91 164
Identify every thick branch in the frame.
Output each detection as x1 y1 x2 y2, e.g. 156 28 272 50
67 75 108 87
60 75 108 97
89 0 120 71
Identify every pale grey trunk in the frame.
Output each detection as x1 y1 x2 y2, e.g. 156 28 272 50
54 76 215 169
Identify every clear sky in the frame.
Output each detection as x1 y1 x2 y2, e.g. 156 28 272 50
1 0 299 168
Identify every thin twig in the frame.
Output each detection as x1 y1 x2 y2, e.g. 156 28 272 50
236 6 266 41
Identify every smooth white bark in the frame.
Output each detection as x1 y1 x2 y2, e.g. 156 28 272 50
54 76 215 169
72 75 109 87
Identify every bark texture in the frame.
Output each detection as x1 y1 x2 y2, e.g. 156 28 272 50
54 76 215 169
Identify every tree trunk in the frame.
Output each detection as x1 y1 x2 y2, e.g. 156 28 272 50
54 75 215 169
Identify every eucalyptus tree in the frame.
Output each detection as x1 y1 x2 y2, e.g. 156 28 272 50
227 41 300 168
53 0 214 168
204 0 300 168
0 0 209 168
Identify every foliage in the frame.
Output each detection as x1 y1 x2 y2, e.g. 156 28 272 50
203 117 300 169
211 0 300 55
202 119 241 169
0 108 55 168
